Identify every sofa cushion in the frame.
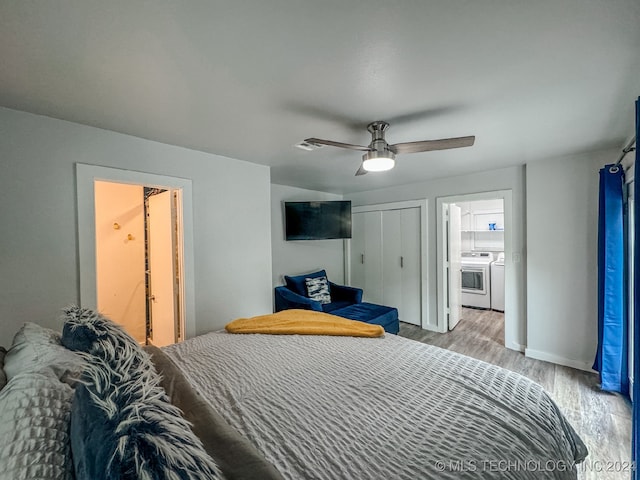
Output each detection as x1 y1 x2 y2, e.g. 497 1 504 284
305 276 331 304
321 301 353 313
332 302 400 334
284 269 327 296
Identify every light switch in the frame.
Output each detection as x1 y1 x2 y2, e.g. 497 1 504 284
513 252 521 263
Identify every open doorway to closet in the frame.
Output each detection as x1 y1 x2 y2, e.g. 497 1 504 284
437 190 517 352
94 181 184 346
76 164 197 344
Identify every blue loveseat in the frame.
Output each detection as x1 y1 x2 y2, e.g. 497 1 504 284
274 269 399 334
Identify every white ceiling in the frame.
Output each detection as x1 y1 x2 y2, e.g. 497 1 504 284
1 1 638 194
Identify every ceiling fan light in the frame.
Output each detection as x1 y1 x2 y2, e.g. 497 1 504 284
362 150 396 172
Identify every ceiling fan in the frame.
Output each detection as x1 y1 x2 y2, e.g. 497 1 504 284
304 121 475 176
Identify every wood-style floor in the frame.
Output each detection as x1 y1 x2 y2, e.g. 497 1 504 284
399 308 632 480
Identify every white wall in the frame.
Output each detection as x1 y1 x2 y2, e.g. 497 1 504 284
525 148 614 371
0 107 272 343
346 166 527 349
271 184 345 292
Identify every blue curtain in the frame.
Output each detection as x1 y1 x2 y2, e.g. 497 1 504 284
593 161 628 393
632 97 639 480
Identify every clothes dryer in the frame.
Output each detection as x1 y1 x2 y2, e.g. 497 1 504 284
490 252 505 312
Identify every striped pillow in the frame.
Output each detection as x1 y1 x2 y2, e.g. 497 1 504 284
306 276 331 304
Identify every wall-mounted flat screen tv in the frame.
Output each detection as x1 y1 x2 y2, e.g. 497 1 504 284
285 201 352 240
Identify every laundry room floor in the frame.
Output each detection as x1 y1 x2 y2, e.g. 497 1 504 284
399 308 631 480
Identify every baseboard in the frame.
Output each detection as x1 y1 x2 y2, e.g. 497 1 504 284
505 341 525 353
419 323 441 333
524 348 596 372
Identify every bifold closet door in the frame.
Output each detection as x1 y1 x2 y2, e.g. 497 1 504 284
381 210 402 316
400 207 421 325
350 211 383 304
382 208 421 325
350 212 366 291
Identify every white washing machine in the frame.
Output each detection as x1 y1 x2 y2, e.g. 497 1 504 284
461 252 493 309
490 252 505 312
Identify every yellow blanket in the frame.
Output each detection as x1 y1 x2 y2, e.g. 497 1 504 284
225 309 384 338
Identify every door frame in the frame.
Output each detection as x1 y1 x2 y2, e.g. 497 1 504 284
147 189 180 346
436 190 518 350
345 199 429 329
76 164 196 340
446 203 462 330
626 170 635 399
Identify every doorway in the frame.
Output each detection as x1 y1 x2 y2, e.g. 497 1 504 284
76 164 197 342
437 190 519 352
458 199 505 315
94 181 183 346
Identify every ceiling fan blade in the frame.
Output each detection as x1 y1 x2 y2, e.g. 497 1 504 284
390 136 475 154
355 164 368 176
304 138 372 152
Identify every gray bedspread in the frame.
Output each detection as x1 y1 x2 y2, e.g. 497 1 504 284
163 331 587 479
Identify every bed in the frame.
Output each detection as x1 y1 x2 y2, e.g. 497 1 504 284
159 329 587 480
0 307 587 480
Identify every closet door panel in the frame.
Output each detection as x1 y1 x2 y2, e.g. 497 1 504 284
400 207 421 325
349 212 366 290
382 210 403 314
363 211 383 304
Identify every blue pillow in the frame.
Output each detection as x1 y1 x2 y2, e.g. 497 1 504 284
284 269 327 297
61 305 147 368
70 347 222 479
61 305 135 351
64 305 222 479
60 311 99 352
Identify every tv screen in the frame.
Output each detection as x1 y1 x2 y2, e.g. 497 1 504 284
285 201 352 240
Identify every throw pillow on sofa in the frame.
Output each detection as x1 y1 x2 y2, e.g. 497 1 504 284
284 269 328 296
305 276 331 304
